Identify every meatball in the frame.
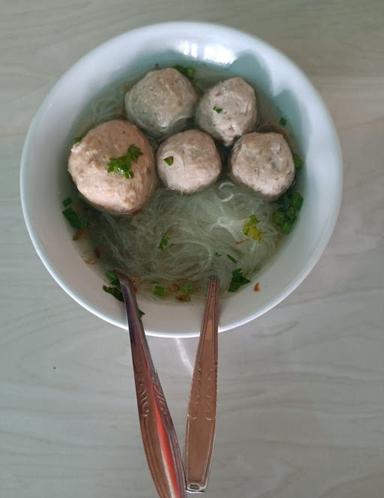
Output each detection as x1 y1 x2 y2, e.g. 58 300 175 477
125 68 198 138
157 129 222 194
229 132 295 201
196 77 257 146
68 120 156 215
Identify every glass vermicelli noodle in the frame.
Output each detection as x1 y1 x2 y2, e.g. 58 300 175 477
89 179 281 297
91 86 126 124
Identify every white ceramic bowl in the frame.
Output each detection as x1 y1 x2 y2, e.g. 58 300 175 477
20 22 342 338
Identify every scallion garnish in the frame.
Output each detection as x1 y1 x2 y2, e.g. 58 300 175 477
272 190 303 234
290 191 304 210
158 233 170 250
103 285 124 302
179 282 193 295
105 270 120 287
227 254 237 263
153 285 168 297
62 197 72 207
138 308 145 318
102 271 123 301
107 144 142 179
103 272 145 316
173 64 196 79
176 282 194 302
62 206 88 230
293 152 303 170
228 268 250 292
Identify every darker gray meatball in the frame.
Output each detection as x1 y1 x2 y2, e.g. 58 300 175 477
125 68 198 138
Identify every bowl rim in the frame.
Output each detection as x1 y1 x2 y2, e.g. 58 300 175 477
20 21 343 338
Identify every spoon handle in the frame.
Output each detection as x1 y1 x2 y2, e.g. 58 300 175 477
119 275 186 498
185 276 219 492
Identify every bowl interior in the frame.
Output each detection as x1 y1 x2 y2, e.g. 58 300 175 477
20 22 342 337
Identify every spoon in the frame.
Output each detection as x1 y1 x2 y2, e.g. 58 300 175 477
117 272 186 498
185 276 220 492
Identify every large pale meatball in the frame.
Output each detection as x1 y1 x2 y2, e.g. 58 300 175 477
157 129 221 194
68 120 156 215
196 77 257 146
125 68 198 138
230 132 295 201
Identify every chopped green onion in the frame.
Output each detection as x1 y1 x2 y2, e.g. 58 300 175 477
107 144 142 179
213 106 223 114
103 285 123 302
243 214 263 242
227 254 237 263
158 233 170 250
105 270 119 286
272 209 286 226
281 220 294 234
228 268 250 293
153 285 167 297
62 207 87 230
276 193 289 211
293 152 303 170
173 64 196 79
286 206 297 221
175 282 194 302
215 252 222 257
163 156 174 166
62 197 72 207
279 117 287 126
290 191 304 210
272 190 304 234
73 136 82 144
103 271 123 302
103 271 144 312
179 282 193 295
272 210 292 233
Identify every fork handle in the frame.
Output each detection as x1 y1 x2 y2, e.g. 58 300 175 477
120 276 186 498
185 276 219 492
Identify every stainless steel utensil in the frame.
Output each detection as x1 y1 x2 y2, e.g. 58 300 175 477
118 273 186 498
184 276 219 492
